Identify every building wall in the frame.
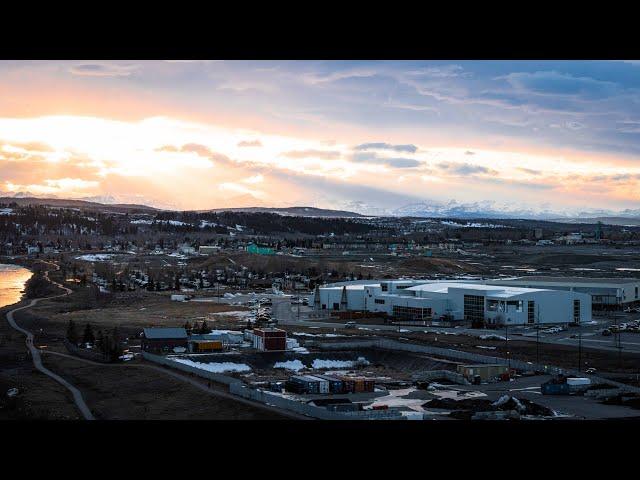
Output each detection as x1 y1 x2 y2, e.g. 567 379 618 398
487 279 640 306
318 281 592 325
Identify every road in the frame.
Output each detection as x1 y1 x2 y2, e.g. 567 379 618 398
5 264 95 420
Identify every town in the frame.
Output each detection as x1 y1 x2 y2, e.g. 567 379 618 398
3 197 640 420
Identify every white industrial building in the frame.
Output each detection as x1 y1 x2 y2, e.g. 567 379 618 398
315 279 591 326
485 276 640 311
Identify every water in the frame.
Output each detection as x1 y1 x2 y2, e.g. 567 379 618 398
0 264 32 308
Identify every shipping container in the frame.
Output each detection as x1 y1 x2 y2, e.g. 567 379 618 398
312 374 344 394
308 375 329 394
190 340 224 352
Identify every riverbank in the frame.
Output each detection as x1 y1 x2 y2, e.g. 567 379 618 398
0 263 33 310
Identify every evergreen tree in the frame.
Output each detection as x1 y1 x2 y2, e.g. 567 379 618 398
96 330 105 353
110 326 122 361
66 319 78 344
174 274 180 291
184 321 192 333
147 278 155 291
200 320 210 334
82 323 95 345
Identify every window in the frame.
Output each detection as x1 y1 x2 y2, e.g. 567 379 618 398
392 305 432 321
464 295 485 326
636 287 638 299
381 283 388 292
374 298 385 305
528 300 535 324
573 299 580 324
332 302 340 310
506 300 523 312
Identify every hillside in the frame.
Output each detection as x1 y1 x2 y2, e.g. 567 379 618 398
204 206 363 218
0 197 158 213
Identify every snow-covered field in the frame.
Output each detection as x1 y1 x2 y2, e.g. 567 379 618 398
171 358 251 373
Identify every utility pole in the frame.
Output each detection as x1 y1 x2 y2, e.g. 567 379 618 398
615 311 623 369
505 322 510 371
536 310 540 368
578 328 582 372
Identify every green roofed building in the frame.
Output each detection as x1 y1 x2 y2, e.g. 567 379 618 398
246 243 275 255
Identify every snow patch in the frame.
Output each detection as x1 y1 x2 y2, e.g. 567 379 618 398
171 358 251 373
274 360 306 371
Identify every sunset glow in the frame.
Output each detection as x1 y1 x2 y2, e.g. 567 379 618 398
2 60 640 214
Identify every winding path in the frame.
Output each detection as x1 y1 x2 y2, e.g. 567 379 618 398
7 261 305 420
4 263 95 420
41 350 308 420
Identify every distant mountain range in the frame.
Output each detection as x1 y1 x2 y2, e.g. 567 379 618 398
2 193 640 224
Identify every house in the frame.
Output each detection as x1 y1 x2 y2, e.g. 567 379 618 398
141 327 188 354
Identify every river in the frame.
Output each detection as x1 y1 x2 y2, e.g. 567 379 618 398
0 263 32 308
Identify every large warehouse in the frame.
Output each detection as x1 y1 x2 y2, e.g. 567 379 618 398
315 280 591 327
485 276 640 311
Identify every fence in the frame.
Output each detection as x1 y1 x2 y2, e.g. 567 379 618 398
412 369 470 385
229 383 405 420
141 352 243 386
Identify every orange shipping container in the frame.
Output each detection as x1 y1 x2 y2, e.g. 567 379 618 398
193 340 223 352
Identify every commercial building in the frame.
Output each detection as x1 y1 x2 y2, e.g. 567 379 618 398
246 243 275 255
141 327 188 354
252 327 287 351
315 280 591 326
486 276 640 311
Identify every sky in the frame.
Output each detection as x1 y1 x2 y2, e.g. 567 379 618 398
1 60 640 215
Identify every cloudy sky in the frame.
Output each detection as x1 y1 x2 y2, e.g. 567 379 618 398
1 60 640 213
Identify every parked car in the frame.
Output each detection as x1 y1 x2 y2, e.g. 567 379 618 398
344 321 357 329
585 368 597 374
602 329 612 336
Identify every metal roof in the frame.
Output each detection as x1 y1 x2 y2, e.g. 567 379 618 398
143 327 187 339
406 282 546 297
492 276 639 286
